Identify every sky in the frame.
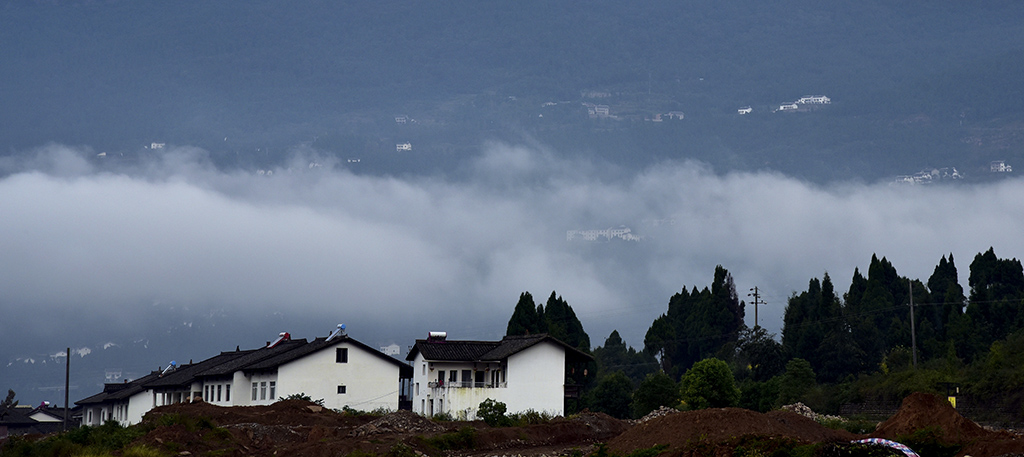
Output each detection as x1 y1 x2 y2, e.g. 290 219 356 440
3 141 1023 372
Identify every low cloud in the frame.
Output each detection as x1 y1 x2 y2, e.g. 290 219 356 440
1 143 1022 354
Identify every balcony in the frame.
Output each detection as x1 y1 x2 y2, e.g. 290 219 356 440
428 381 506 389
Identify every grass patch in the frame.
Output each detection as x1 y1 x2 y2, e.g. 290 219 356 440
423 426 477 451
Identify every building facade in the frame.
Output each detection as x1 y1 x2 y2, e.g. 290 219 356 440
406 333 592 420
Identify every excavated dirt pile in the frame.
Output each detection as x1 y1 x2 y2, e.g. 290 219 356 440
871 392 1024 457
136 401 628 457
122 394 1024 457
608 407 856 456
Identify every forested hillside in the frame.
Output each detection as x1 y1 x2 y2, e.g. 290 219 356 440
516 248 1024 423
2 1 1022 181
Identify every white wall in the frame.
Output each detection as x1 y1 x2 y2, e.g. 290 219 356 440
124 390 153 425
246 373 279 405
505 342 565 416
277 341 402 412
409 341 566 420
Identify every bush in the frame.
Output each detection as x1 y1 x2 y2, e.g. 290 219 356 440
680 358 739 410
424 426 476 450
508 409 554 426
477 398 511 427
280 392 325 406
431 411 455 421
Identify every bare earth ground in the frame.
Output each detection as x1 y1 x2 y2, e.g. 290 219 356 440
116 393 1024 457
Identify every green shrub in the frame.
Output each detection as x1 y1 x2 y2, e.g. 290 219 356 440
387 442 417 457
425 426 477 450
477 398 511 427
508 409 554 426
280 392 325 406
431 411 455 421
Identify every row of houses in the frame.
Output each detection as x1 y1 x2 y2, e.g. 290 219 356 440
0 404 73 439
74 326 591 427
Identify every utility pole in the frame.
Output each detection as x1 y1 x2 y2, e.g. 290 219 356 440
748 287 766 329
64 347 70 431
910 280 918 369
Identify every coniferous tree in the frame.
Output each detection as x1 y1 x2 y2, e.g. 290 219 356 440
593 330 658 384
544 291 590 352
783 273 862 382
644 266 745 378
928 253 965 338
506 292 545 336
967 248 1024 352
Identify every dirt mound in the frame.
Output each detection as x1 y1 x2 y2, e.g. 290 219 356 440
470 412 629 455
872 392 990 443
142 399 369 428
871 392 1024 457
350 409 447 436
608 407 855 455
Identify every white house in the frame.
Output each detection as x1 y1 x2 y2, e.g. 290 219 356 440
991 160 1012 173
76 327 412 426
738 106 753 115
406 333 592 420
795 95 831 105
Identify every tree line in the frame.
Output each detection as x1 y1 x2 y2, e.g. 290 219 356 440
504 247 1024 421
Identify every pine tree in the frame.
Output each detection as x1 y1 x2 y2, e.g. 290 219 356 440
506 292 543 335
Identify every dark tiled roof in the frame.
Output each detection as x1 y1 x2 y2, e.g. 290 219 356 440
145 351 251 389
244 336 412 377
408 334 593 363
197 340 306 377
0 407 37 426
407 340 501 361
77 333 412 406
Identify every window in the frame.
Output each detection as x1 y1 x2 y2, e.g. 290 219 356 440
438 370 445 386
415 382 419 395
269 381 276 399
449 371 457 383
337 385 347 394
217 385 222 402
461 370 471 387
204 385 209 400
336 348 349 363
260 381 267 400
225 384 231 402
252 382 258 401
422 363 426 375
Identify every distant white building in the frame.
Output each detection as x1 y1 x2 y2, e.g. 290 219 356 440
796 95 831 104
395 115 409 124
991 160 1012 172
738 106 753 115
776 103 799 112
396 143 412 151
566 226 642 242
150 143 165 149
665 111 685 120
380 344 401 356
